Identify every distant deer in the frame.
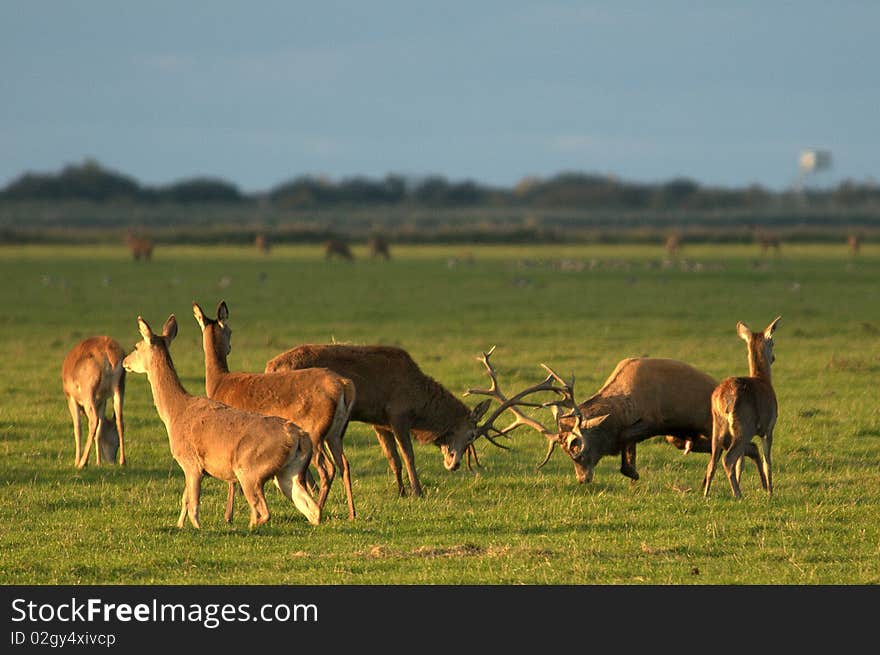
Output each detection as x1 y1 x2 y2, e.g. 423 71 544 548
324 239 354 261
122 314 320 529
61 336 126 468
193 301 357 522
368 235 391 260
755 229 781 256
265 344 517 497
665 233 681 258
704 316 781 498
847 233 862 256
125 232 154 262
255 233 271 254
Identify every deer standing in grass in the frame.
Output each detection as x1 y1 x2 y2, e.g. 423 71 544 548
123 314 319 529
62 336 127 468
704 316 781 498
193 301 357 522
125 232 154 261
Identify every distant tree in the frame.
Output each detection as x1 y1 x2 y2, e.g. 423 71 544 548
158 177 244 203
2 158 141 201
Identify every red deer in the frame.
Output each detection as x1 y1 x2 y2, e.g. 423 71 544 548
847 233 862 256
473 353 766 486
665 233 681 258
755 229 781 256
704 317 781 498
324 239 354 261
122 314 320 529
61 336 127 468
368 235 391 260
193 301 356 522
255 233 271 254
125 232 154 261
264 344 514 497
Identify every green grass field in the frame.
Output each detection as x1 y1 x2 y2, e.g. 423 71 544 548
1 242 877 584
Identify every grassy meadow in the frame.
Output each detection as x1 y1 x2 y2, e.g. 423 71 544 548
0 241 877 585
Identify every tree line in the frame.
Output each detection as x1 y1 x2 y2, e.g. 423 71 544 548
3 158 879 211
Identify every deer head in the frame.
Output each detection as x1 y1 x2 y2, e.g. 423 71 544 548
737 315 781 380
123 315 178 374
193 300 232 358
436 398 493 472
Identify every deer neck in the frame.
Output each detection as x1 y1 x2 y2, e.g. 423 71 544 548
203 331 230 397
146 346 189 426
747 348 772 383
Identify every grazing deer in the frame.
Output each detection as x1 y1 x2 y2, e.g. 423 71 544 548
255 233 271 254
704 316 781 498
324 239 354 261
193 301 356 522
265 344 516 497
468 352 767 487
368 235 391 260
122 314 320 529
847 233 862 256
61 336 127 468
125 232 154 262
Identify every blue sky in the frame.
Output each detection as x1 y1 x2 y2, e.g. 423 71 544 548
1 1 876 192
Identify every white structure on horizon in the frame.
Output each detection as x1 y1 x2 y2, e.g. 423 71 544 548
796 149 832 190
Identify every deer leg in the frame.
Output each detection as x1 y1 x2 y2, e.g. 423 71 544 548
93 400 108 466
722 446 743 499
313 446 334 516
743 442 768 490
239 478 269 529
67 397 83 467
224 482 236 524
177 489 188 529
113 376 125 466
184 472 202 529
759 431 773 496
374 426 406 497
703 421 723 497
326 434 356 520
274 452 321 526
390 418 422 498
76 401 100 469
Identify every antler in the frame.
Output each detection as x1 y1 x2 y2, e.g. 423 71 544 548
464 346 564 450
533 362 583 468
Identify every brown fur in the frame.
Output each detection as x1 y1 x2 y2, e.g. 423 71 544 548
265 344 490 497
848 234 862 256
324 239 354 261
61 336 126 468
368 235 391 260
193 301 356 522
123 314 319 529
755 229 781 256
255 233 271 254
665 234 681 258
547 357 765 486
125 232 154 261
704 317 781 498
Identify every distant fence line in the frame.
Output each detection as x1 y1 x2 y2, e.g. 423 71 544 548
0 201 878 245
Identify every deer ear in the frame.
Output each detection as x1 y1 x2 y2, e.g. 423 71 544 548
192 302 207 330
137 316 153 341
736 321 752 342
764 316 782 339
217 300 229 324
162 315 178 342
471 399 492 422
